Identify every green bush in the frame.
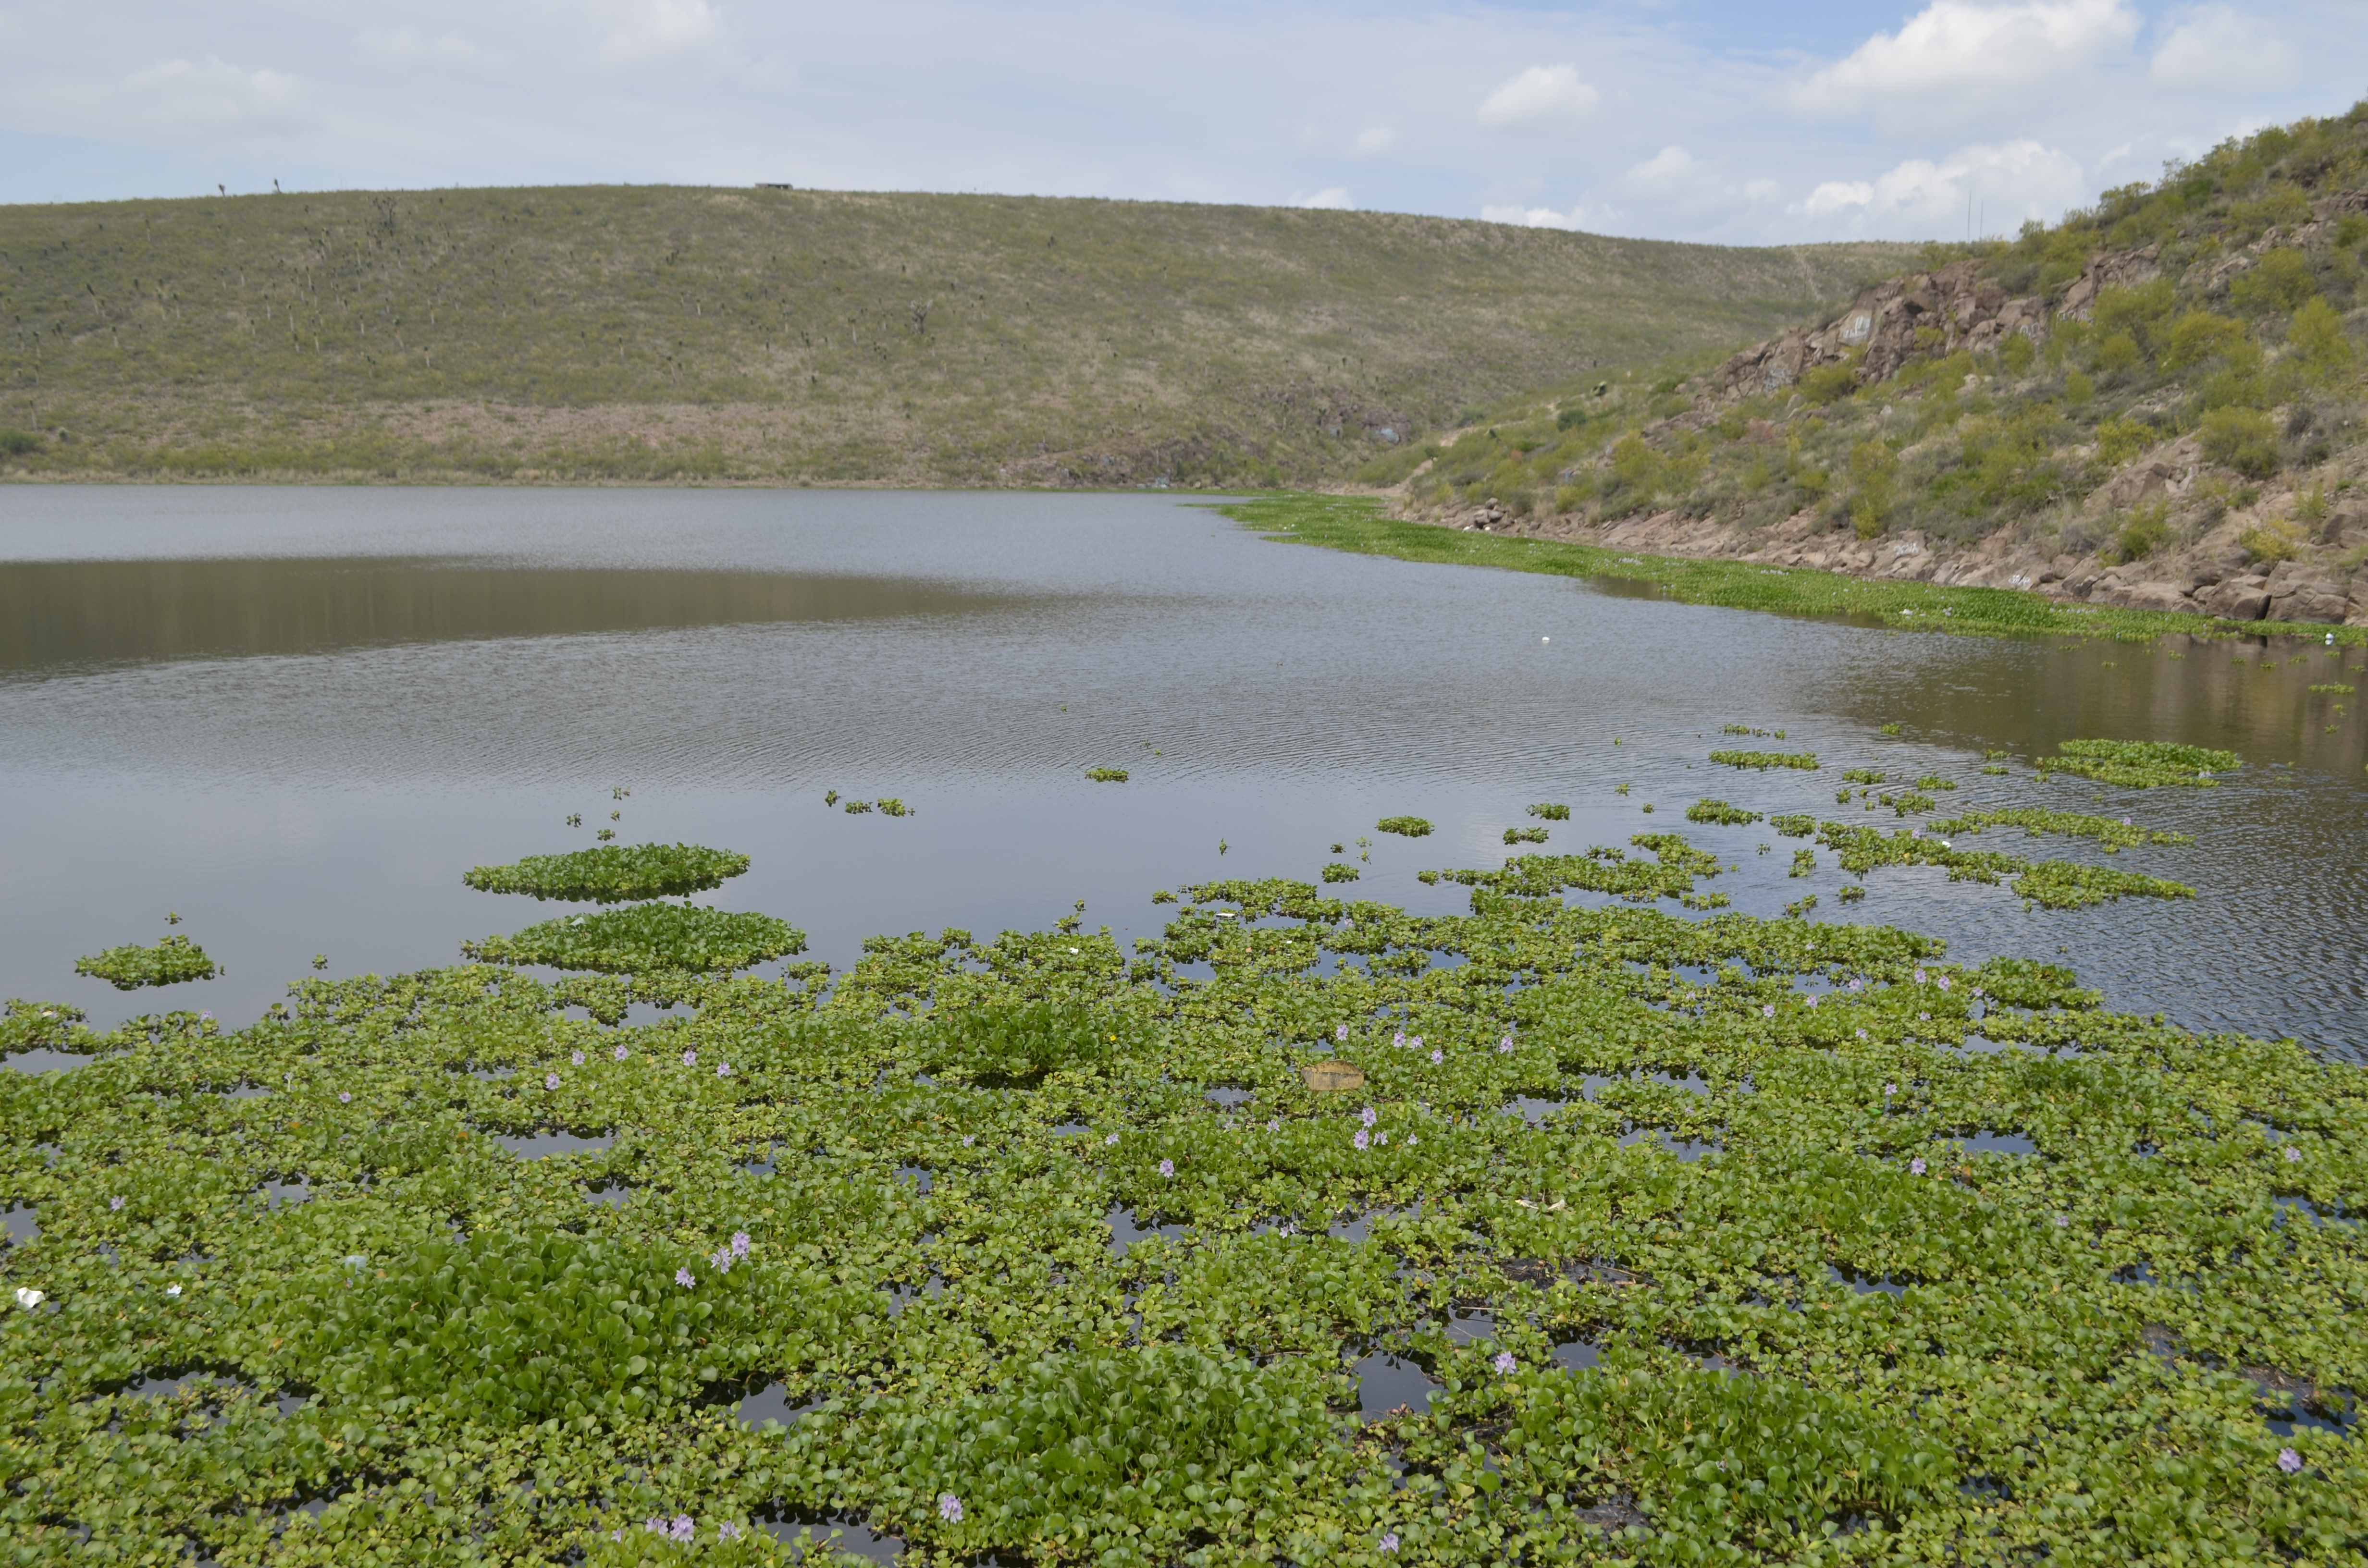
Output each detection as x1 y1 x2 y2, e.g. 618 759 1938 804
0 428 43 457
2157 311 2251 374
2287 296 2357 384
74 933 217 989
2115 501 2173 561
1799 363 1858 404
2094 416 2155 466
2198 407 2280 478
464 905 804 973
463 844 750 902
2230 248 2318 314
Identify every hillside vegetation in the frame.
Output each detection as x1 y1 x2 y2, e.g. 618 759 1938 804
0 187 1906 488
1396 103 2368 627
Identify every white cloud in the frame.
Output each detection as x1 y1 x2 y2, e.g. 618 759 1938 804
1798 0 2140 111
1796 139 2088 235
119 55 310 140
1350 125 1395 157
1482 199 1620 232
2150 6 2294 91
358 27 492 67
1624 145 1705 192
1296 186 1353 209
1477 64 1599 128
601 0 721 63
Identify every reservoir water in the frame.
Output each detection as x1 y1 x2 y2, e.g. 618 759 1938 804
1 486 2360 1056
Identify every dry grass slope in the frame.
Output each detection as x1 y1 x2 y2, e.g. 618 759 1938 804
0 186 1909 487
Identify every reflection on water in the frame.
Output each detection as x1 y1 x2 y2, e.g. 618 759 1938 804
0 557 1022 675
0 485 2360 1057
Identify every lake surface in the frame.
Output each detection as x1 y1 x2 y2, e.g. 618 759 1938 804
1 486 2361 1056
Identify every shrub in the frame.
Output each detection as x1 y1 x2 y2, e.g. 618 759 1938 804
2230 248 2317 314
2094 279 2175 341
1799 363 1858 404
2115 501 2173 561
2093 416 2154 466
2062 368 2094 403
464 844 751 903
1848 440 1898 539
2238 518 2304 564
2198 407 2280 477
2095 331 2143 376
74 934 217 989
2286 296 2357 384
2157 311 2251 373
464 905 804 973
0 429 43 457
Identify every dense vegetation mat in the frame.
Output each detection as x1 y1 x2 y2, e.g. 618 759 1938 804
462 844 751 903
1232 494 2368 646
464 906 805 974
71 933 216 990
2 827 2360 1564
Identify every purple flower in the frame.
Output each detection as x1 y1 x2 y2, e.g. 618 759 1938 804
1914 968 1928 984
718 1521 743 1541
1918 1011 1931 1022
110 1196 125 1211
682 1049 697 1067
1856 1029 1868 1041
545 1073 561 1091
1761 1004 1775 1018
200 1011 212 1022
938 1493 963 1523
645 1516 666 1534
1409 1036 1422 1050
1354 1128 1370 1151
1848 978 1863 992
1430 1049 1443 1065
2054 1214 2070 1227
1159 1159 1175 1178
1336 1024 1348 1041
962 1134 975 1146
1406 1134 1418 1146
2278 1447 2303 1474
1936 975 1951 991
1884 1083 1896 1095
1393 1031 1406 1047
670 1515 695 1542
1493 1350 1517 1374
716 1062 733 1078
732 1230 751 1257
1379 1531 1400 1553
1268 1118 1280 1132
338 1091 352 1103
1360 1106 1378 1127
1498 1036 1513 1053
676 1267 695 1288
2121 817 2132 826
2284 1146 2302 1163
1805 995 1819 1007
614 1044 629 1062
1105 1133 1119 1146
711 1248 733 1273
1909 1158 1927 1176
571 1050 585 1066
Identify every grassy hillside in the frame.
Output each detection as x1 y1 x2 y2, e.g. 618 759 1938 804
0 187 1907 487
1394 103 2368 625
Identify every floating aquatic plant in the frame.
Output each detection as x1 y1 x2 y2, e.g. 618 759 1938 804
463 844 751 903
1710 750 1819 772
1527 804 1570 821
464 906 805 974
1085 768 1130 783
1377 817 1432 837
73 934 217 990
1321 863 1360 883
1503 827 1549 845
1685 800 1762 826
2045 740 2241 788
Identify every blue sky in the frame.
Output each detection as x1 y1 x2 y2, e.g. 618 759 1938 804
0 1 2358 243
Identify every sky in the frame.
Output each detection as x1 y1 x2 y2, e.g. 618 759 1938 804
0 0 2359 244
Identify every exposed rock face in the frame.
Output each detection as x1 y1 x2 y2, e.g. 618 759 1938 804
1717 258 2056 398
2265 560 2350 623
2058 246 2163 319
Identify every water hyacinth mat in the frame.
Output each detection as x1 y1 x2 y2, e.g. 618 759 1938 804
2 869 2363 1566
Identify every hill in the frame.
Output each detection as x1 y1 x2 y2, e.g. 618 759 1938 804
0 188 1907 488
1383 102 2368 628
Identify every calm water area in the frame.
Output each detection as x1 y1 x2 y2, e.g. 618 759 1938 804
1 486 2362 1057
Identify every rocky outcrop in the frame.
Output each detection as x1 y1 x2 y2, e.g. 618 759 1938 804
1717 258 2053 399
2057 246 2162 320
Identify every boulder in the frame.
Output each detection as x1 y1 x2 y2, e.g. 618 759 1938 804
2116 581 2195 613
2198 576 2270 620
2270 579 2349 624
